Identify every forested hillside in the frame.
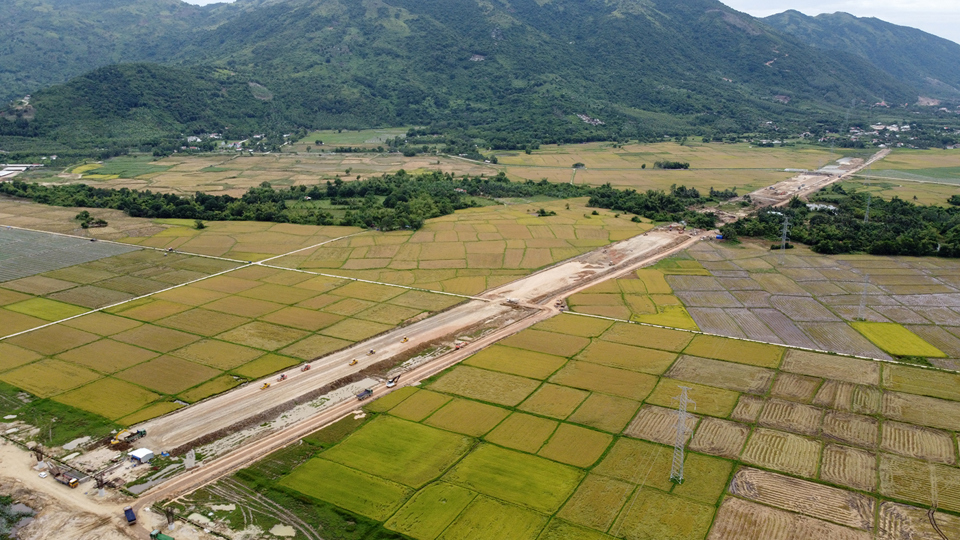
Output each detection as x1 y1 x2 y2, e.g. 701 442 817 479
0 0 215 103
765 10 960 99
0 0 928 154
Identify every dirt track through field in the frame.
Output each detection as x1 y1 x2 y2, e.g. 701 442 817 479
746 149 890 207
133 230 699 507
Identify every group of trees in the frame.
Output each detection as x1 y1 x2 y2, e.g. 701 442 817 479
722 186 960 257
0 171 713 232
0 173 724 233
653 160 691 170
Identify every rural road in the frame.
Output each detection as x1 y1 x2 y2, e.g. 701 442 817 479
133 230 701 507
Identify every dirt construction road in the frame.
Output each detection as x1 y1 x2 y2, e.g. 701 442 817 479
135 230 684 452
133 231 698 507
747 149 890 207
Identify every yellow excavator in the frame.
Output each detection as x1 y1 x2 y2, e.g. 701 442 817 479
110 429 146 446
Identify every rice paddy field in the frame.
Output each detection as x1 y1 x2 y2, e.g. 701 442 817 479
594 240 960 369
40 138 853 200
495 141 846 194
860 148 960 183
189 311 960 539
269 197 652 296
0 191 656 444
0 256 463 428
59 151 495 197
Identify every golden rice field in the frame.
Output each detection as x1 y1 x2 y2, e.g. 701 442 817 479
496 141 840 193
61 151 495 196
269 198 652 296
48 139 848 199
567 266 699 330
0 263 463 426
247 307 960 540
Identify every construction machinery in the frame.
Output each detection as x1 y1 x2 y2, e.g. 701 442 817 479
49 464 78 488
277 374 287 382
301 364 311 372
386 375 400 388
367 349 375 355
349 359 358 366
260 383 270 390
110 429 146 446
401 336 409 343
124 506 137 525
356 388 374 401
150 531 174 540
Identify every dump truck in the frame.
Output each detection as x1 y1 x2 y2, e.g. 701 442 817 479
150 530 174 540
356 388 374 401
123 506 136 525
49 464 78 488
54 472 78 488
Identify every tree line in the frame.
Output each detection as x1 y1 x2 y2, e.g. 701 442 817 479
722 186 960 257
0 172 716 231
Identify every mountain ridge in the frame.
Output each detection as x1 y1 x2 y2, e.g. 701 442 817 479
0 0 931 152
765 10 960 99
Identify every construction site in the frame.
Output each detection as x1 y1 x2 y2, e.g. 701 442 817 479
1 148 959 540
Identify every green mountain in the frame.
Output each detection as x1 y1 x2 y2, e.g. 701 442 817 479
765 10 960 99
1 0 923 152
0 0 217 103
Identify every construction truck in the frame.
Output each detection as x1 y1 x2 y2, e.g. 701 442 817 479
124 506 137 525
150 530 174 540
111 429 146 446
49 464 78 488
356 388 374 401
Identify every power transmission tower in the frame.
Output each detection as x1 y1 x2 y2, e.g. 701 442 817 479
778 216 790 266
857 166 873 321
670 386 696 485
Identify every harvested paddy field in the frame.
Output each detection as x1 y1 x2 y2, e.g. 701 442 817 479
638 240 960 365
217 307 960 540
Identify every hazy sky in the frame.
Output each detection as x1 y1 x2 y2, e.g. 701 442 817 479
181 0 960 44
721 1 960 44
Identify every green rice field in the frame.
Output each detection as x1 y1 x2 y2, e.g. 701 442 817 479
190 309 960 540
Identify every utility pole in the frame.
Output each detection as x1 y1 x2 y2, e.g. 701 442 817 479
670 386 696 485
